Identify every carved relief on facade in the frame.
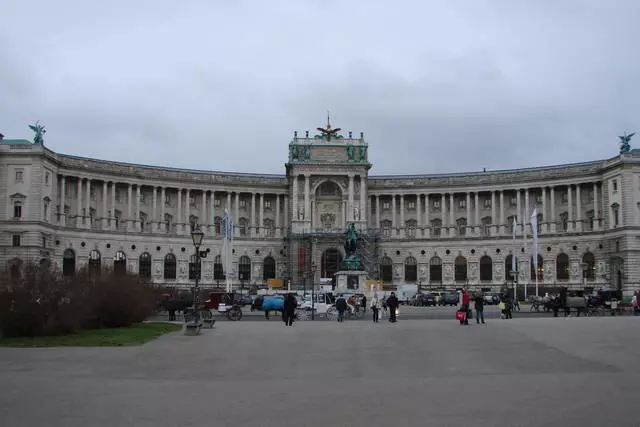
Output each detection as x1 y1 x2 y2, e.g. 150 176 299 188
596 261 607 278
570 261 580 280
154 261 162 275
518 261 528 281
494 262 503 281
179 261 188 277
253 263 262 279
544 261 555 281
320 211 336 229
443 263 454 280
393 263 403 279
419 265 428 280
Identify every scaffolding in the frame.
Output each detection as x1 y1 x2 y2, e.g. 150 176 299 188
283 228 381 290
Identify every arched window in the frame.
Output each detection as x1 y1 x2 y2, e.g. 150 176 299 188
63 248 76 277
114 251 127 276
321 248 343 278
530 254 543 281
455 255 467 281
480 255 492 281
189 254 201 280
238 218 248 236
456 218 467 236
380 256 393 282
164 253 177 279
139 252 151 279
404 256 417 282
263 256 276 280
582 252 596 280
405 220 417 238
556 253 570 280
431 219 442 237
88 249 101 278
505 254 517 281
213 254 225 280
238 255 251 281
429 256 442 282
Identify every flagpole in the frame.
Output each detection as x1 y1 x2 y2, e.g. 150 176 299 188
522 218 528 301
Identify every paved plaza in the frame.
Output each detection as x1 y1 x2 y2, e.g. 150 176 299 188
1 317 639 427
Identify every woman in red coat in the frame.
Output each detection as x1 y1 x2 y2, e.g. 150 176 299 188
460 287 470 325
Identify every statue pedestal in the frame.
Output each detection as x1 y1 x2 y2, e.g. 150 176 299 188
334 270 368 294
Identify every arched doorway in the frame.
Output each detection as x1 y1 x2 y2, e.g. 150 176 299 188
404 256 417 282
582 252 595 280
480 255 492 281
263 256 276 280
114 251 126 276
455 255 467 281
63 249 76 277
321 248 343 278
429 256 442 283
139 252 151 279
380 256 392 282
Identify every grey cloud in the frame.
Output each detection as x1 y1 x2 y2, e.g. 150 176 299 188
1 0 639 175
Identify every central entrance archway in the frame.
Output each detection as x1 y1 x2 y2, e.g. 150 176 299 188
321 248 343 278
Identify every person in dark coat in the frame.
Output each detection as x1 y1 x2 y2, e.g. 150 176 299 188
283 293 297 326
360 295 367 314
474 290 485 324
387 292 399 323
335 295 348 322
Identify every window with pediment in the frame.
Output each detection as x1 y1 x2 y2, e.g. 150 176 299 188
559 212 568 231
380 219 392 237
405 219 417 238
431 218 442 237
456 217 467 236
264 218 275 237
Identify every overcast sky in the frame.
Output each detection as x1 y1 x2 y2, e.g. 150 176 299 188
2 0 639 175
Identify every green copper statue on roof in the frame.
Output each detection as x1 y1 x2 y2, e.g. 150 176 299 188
619 131 635 154
29 121 46 145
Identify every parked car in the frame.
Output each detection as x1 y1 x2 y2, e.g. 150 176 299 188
484 292 501 305
442 292 460 306
412 293 437 306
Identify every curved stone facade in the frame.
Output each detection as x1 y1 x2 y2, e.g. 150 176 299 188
2 128 639 295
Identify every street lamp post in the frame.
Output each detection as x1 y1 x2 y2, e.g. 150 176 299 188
190 224 204 325
311 261 317 320
510 269 518 302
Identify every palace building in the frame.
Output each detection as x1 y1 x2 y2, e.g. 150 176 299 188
1 122 638 295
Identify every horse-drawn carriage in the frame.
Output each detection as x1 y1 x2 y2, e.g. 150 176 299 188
203 292 243 321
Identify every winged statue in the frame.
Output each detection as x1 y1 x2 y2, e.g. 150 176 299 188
29 121 46 145
619 131 635 154
315 112 343 141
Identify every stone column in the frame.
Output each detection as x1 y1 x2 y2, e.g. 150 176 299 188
202 190 207 231
466 192 471 235
348 174 354 221
424 194 430 238
102 181 108 229
376 195 381 229
567 185 573 232
234 192 240 237
275 194 281 237
59 175 66 225
85 179 91 229
491 191 496 236
210 190 215 233
391 195 397 232
226 192 232 213
499 190 505 235
550 186 556 232
593 182 599 231
304 175 311 221
77 178 83 228
449 193 455 237
400 194 405 238
185 189 191 233
516 189 521 233
251 192 256 236
474 192 480 236
136 185 141 232
127 183 133 231
575 184 582 232
111 183 116 230
359 175 366 222
160 187 166 232
416 194 422 237
177 188 182 235
259 193 265 237
441 193 447 236
292 174 299 220
152 187 158 232
283 195 288 235
541 187 547 233
525 188 530 234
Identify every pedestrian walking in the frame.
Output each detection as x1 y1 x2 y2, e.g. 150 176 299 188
335 294 347 322
460 287 470 325
387 292 399 323
370 294 379 323
474 289 485 324
283 293 297 326
361 295 367 314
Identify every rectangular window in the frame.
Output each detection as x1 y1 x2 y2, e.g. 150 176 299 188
214 199 221 207
42 236 46 247
264 200 271 209
239 199 246 208
407 201 416 210
459 200 466 209
164 194 171 206
115 190 121 203
613 180 618 192
561 192 568 202
383 202 391 210
510 196 517 207
45 172 50 185
44 202 49 221
15 170 24 183
13 203 22 218
433 200 441 209
12 235 21 247
536 194 542 204
140 193 146 204
483 199 491 208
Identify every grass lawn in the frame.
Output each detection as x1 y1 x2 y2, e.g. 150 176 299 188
0 322 182 348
